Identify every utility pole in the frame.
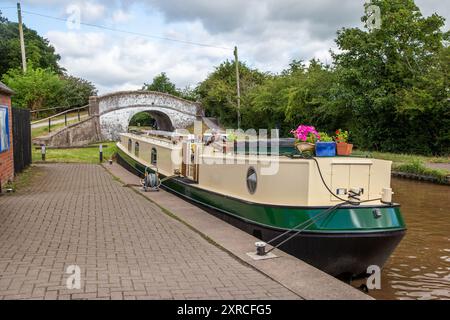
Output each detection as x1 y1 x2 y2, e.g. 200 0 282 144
17 2 27 73
234 46 241 129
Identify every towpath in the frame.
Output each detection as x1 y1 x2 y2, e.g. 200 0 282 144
0 164 300 300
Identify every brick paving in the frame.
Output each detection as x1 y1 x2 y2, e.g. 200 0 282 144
0 164 300 300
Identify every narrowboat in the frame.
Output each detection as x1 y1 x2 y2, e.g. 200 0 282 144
116 130 406 278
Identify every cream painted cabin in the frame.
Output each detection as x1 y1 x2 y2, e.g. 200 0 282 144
118 132 392 207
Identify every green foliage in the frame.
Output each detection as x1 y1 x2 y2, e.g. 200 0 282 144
32 142 118 164
196 0 449 155
0 11 96 113
394 159 449 184
2 66 65 110
2 66 96 112
59 75 97 108
197 60 268 128
179 86 199 101
318 132 333 142
332 0 449 154
143 72 179 96
142 72 197 101
129 112 156 127
334 129 349 143
0 11 62 76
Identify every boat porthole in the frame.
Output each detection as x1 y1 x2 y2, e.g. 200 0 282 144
246 167 257 195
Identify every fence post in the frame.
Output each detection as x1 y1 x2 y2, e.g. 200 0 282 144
99 144 103 163
78 109 80 121
41 145 46 161
65 113 67 126
48 118 51 132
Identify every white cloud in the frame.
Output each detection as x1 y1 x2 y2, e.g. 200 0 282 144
29 0 449 94
112 9 131 24
46 29 229 94
63 1 106 23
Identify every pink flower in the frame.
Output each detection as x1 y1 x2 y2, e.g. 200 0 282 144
291 125 319 142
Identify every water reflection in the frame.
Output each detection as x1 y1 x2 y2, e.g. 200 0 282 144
367 178 450 300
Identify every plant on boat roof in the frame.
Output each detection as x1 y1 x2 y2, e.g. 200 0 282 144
334 129 349 143
291 125 320 144
318 132 333 142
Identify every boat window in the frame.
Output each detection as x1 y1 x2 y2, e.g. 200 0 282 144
246 167 257 194
128 139 132 152
151 148 157 165
135 142 139 157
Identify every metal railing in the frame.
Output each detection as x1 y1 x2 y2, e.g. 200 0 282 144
30 106 69 119
31 105 90 133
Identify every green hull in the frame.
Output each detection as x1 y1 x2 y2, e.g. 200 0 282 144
117 147 406 233
117 147 406 277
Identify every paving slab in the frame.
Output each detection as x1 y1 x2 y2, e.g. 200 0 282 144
104 161 372 300
0 164 300 300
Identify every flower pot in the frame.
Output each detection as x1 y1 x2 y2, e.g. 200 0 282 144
336 142 353 156
315 142 336 157
295 142 315 153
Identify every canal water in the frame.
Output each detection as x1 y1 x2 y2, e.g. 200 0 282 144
364 178 450 300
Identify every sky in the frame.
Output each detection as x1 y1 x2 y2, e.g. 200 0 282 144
0 0 448 94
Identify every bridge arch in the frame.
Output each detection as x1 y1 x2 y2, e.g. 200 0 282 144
90 91 204 140
129 109 173 132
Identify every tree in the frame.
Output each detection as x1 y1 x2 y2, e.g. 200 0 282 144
59 75 97 108
196 60 268 128
179 85 198 101
2 66 97 112
0 11 62 77
2 66 65 111
332 0 449 154
142 72 180 96
129 112 156 127
240 59 337 136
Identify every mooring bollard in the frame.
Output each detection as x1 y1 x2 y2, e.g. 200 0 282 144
255 241 267 256
41 145 46 161
99 144 103 163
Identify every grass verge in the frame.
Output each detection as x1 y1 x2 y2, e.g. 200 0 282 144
352 150 449 164
393 159 449 184
32 142 118 164
31 116 89 139
352 150 449 183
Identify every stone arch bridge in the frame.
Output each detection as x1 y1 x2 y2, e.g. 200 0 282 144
90 91 204 141
33 91 206 147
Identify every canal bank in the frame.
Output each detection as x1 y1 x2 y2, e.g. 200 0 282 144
103 162 371 300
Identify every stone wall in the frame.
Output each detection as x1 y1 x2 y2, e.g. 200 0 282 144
0 86 14 189
33 116 101 147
